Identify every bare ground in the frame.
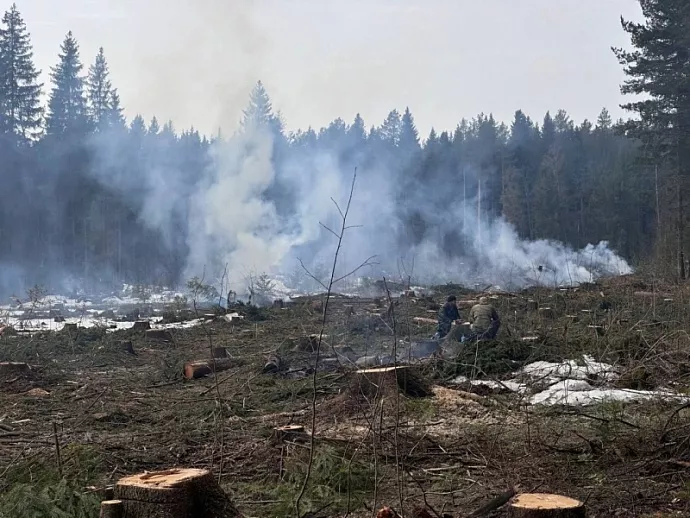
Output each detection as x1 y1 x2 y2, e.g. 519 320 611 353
1 275 690 517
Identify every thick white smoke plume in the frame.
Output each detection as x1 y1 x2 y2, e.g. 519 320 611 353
179 124 631 295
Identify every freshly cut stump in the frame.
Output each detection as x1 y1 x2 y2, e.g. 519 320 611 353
114 468 242 518
99 500 123 518
271 425 309 445
119 341 136 355
353 366 431 399
183 358 233 380
510 493 585 518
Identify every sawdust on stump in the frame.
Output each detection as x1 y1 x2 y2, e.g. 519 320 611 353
509 493 585 518
114 468 242 518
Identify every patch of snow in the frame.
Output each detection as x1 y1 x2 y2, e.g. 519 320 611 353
521 355 619 381
530 382 684 406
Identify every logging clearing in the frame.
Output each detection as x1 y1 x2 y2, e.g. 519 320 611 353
1 275 690 517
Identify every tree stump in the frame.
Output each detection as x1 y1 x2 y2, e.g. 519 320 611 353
527 299 538 311
100 500 124 518
183 358 233 379
509 493 585 518
53 316 66 323
272 299 284 309
132 321 151 331
353 366 431 399
113 468 242 517
0 362 30 378
119 341 136 355
270 425 309 445
146 329 173 342
344 305 354 316
212 347 228 359
310 300 324 313
63 323 78 332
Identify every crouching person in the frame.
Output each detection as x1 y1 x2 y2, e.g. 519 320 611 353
468 297 500 341
433 295 460 340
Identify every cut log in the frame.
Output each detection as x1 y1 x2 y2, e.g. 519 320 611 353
119 340 136 355
510 493 585 518
212 347 228 359
183 358 233 380
99 500 123 518
353 366 431 399
114 468 242 518
262 355 283 373
413 317 437 325
146 329 173 342
132 321 151 331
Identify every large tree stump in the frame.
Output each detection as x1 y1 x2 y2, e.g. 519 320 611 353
113 468 242 518
353 366 431 399
183 358 233 379
212 347 228 359
119 340 136 355
509 493 585 518
0 362 30 378
100 500 124 518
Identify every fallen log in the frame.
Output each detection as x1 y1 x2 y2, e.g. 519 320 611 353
113 468 242 517
262 355 284 373
413 317 437 325
183 358 233 380
99 500 123 518
509 493 585 518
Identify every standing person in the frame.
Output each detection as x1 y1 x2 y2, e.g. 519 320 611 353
468 297 501 340
434 295 460 339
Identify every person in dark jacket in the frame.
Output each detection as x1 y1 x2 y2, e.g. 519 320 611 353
434 295 460 339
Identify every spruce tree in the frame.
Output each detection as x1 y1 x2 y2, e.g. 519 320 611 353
379 109 402 145
148 116 160 136
241 80 281 135
46 31 89 137
86 47 113 129
0 4 42 143
399 107 420 153
614 0 690 276
106 89 125 128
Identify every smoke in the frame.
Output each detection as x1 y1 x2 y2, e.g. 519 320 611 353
172 122 631 296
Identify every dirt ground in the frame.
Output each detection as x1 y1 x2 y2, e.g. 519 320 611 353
1 275 690 517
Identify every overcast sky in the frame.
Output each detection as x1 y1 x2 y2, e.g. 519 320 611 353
17 0 643 137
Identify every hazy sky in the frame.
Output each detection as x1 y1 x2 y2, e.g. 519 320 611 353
17 0 643 137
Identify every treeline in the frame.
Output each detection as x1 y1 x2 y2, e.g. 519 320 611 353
0 4 671 295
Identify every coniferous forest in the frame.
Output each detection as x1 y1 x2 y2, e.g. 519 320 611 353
0 2 685 296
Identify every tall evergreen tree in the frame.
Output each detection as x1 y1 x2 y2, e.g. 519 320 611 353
399 107 420 153
241 80 281 135
614 0 690 277
86 47 113 129
0 4 42 142
379 109 402 145
46 31 89 137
